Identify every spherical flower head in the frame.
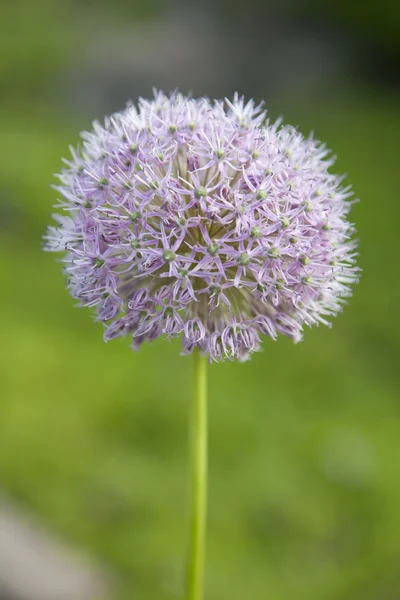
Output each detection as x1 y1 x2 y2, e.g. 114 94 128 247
44 91 359 362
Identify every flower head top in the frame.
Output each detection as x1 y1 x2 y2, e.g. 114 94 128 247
44 91 359 361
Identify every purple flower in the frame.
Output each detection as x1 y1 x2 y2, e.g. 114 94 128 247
44 91 359 361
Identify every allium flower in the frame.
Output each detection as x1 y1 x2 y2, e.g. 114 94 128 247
44 91 359 361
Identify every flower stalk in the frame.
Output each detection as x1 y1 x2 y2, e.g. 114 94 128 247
186 349 208 600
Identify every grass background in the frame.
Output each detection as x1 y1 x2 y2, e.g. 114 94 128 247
0 2 399 598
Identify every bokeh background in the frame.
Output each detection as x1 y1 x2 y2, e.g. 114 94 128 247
0 0 399 599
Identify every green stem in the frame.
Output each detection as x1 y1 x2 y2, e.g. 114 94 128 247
186 349 208 600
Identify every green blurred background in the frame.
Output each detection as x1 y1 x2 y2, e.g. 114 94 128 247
0 0 399 598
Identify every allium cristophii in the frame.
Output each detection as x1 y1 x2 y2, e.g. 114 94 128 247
44 92 359 361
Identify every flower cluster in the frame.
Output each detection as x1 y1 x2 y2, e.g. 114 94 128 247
44 91 359 361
